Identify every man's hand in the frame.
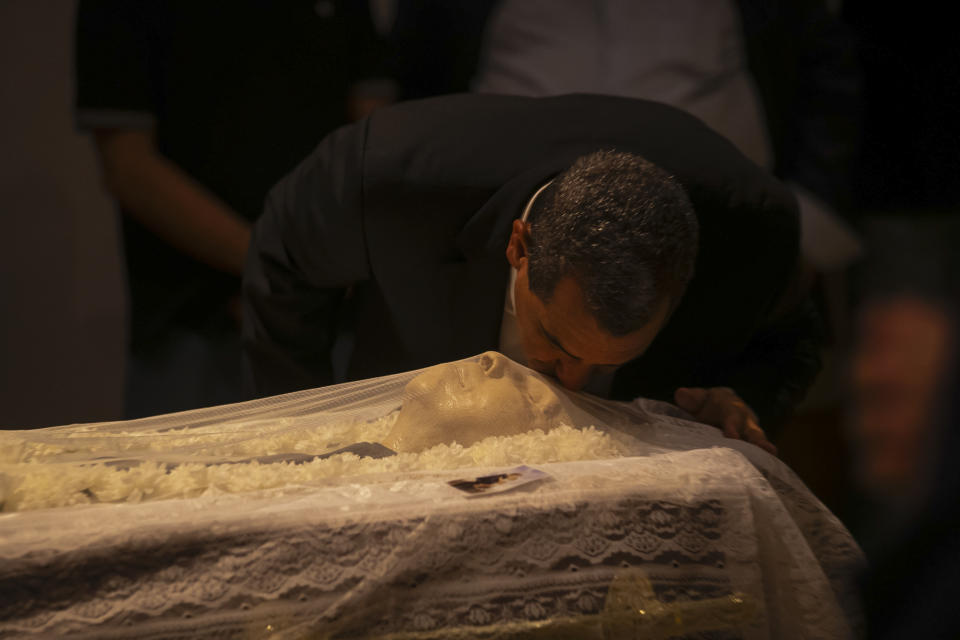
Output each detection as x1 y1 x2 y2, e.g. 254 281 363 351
674 387 777 456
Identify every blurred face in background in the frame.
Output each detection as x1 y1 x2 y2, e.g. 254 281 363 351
851 297 955 500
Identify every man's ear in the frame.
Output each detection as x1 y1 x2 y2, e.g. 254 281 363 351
506 219 531 269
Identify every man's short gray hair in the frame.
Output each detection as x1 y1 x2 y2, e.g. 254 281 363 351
527 150 699 336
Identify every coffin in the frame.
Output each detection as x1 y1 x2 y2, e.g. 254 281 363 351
0 354 863 638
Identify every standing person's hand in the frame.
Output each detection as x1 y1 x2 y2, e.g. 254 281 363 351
674 387 777 455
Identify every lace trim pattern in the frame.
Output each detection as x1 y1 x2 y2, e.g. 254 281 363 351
1 447 860 639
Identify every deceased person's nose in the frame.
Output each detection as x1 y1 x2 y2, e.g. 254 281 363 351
478 351 509 378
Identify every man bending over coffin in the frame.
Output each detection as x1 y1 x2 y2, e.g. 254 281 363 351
243 94 821 453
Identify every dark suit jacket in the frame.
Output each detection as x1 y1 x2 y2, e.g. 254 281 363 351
244 93 816 427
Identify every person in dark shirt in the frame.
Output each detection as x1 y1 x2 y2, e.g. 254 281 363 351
74 1 388 417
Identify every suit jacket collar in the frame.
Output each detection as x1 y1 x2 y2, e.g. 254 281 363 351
361 163 565 371
456 161 569 259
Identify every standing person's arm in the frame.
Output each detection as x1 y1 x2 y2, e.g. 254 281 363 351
76 2 252 325
76 1 248 275
93 128 250 276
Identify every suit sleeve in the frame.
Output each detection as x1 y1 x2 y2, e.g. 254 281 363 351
725 296 825 436
242 122 371 397
705 165 824 435
695 164 822 434
680 183 822 435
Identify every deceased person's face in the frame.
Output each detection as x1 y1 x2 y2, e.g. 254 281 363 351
384 351 576 452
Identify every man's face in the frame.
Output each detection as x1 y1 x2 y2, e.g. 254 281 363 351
507 221 671 391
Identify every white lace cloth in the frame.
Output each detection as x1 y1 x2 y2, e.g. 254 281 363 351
0 359 864 639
